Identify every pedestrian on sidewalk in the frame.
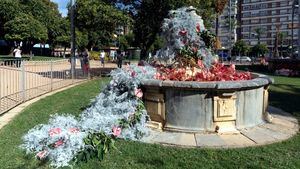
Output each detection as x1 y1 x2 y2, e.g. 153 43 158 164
100 50 105 67
116 50 123 68
82 49 90 77
13 46 22 67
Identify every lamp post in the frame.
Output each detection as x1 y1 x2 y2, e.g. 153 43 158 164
70 0 76 79
298 0 300 59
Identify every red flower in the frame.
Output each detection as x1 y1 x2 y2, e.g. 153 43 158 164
68 128 79 134
134 88 143 98
179 30 187 36
49 128 61 137
36 150 48 160
196 23 201 33
112 126 122 137
54 140 64 148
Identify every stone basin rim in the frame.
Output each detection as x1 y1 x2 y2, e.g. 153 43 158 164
141 73 273 90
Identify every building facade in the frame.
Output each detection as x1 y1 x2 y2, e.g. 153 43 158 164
239 0 298 51
212 0 239 50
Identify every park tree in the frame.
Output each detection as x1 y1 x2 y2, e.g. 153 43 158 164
4 13 48 54
0 0 22 39
254 28 265 45
232 40 249 56
74 0 131 50
19 0 62 45
133 0 215 60
250 44 269 57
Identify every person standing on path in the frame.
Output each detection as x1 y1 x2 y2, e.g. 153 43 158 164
13 46 22 67
100 50 105 67
116 50 123 68
82 49 90 77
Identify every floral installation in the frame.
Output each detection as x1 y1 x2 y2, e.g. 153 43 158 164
155 6 251 81
20 65 156 168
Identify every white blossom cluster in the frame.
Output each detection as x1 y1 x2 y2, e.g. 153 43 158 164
20 65 157 168
158 6 214 66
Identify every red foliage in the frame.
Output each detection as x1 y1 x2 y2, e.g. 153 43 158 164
154 63 251 82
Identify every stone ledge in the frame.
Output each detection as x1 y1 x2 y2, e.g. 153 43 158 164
141 106 298 148
141 73 273 90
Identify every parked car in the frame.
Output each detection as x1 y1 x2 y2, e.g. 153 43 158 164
235 56 251 62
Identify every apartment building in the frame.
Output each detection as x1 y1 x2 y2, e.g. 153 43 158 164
212 0 238 50
239 0 298 50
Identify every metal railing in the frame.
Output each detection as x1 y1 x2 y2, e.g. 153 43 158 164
0 59 88 115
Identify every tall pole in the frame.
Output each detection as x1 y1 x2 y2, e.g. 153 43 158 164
70 0 76 79
229 0 232 58
292 0 295 51
298 0 300 59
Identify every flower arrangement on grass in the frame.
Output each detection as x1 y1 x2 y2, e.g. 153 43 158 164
155 6 251 81
20 65 156 168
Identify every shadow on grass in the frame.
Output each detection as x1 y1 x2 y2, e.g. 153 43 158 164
269 84 300 119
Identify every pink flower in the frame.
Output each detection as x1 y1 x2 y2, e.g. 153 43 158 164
134 88 143 98
54 140 64 148
131 71 136 77
36 150 48 160
154 72 161 79
197 60 205 68
68 128 79 134
196 23 201 33
112 126 122 137
179 30 187 36
49 128 61 137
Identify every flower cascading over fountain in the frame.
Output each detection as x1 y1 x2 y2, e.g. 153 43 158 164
20 65 156 168
155 6 251 81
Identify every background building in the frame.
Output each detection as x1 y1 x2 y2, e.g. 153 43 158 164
212 0 239 50
239 0 298 51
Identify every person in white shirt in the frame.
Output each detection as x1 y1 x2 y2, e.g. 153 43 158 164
100 50 105 67
13 47 22 67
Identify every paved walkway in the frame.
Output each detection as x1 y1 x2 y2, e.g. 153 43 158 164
142 106 299 148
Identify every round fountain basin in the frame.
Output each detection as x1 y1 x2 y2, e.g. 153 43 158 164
141 73 273 133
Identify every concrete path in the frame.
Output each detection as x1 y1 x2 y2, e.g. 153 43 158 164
142 106 299 148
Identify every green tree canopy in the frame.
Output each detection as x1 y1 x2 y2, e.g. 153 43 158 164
4 13 47 42
74 0 132 49
250 44 269 57
232 40 250 56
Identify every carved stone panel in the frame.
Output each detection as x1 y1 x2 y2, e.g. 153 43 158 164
213 95 237 122
144 92 165 124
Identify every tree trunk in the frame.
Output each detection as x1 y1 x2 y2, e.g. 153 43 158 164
140 48 148 61
63 46 66 58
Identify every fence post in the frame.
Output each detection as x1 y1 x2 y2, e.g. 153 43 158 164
20 61 26 102
50 60 53 91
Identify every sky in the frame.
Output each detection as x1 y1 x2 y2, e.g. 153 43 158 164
50 0 69 17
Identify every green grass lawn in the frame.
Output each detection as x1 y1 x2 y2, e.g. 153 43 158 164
0 76 299 169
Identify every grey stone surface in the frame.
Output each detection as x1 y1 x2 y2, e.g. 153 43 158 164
143 130 196 146
173 81 216 89
195 134 227 147
141 79 162 87
165 89 213 131
215 82 242 90
240 126 288 144
161 80 175 87
219 134 255 147
142 106 297 148
236 87 265 128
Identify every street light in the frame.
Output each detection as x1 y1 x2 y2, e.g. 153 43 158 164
291 0 299 58
70 0 76 79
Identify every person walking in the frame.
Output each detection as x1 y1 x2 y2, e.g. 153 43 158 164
13 46 22 67
116 50 123 68
82 49 90 77
100 50 105 67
